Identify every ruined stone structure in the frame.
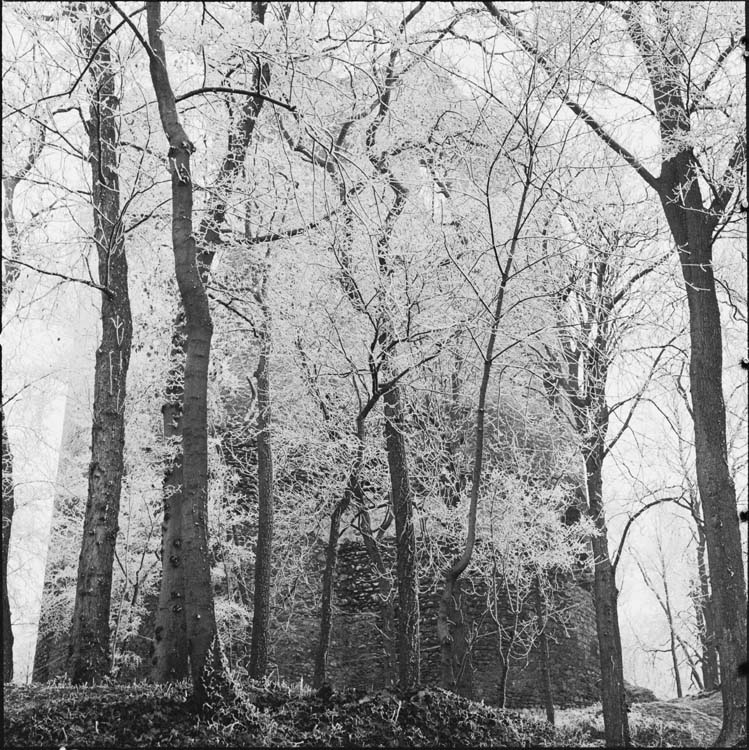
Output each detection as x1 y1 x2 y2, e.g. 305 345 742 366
272 537 601 708
34 511 601 710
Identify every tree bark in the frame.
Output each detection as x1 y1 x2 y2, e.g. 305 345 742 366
248 302 273 678
661 567 683 698
143 1 225 705
534 575 555 725
67 4 133 684
381 379 420 688
2 410 14 682
694 523 719 691
313 491 349 688
313 426 363 688
149 0 269 685
657 170 747 740
369 178 419 690
152 318 188 680
585 442 630 747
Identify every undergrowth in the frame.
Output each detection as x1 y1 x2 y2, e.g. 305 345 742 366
3 677 721 748
4 678 572 748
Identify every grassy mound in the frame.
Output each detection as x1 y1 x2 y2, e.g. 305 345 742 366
3 679 576 748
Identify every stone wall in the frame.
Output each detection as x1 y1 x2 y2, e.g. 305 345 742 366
271 537 600 708
33 520 600 710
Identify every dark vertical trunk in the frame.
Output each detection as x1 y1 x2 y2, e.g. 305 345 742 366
373 200 419 687
620 14 746 738
657 159 746 742
382 382 420 688
313 437 361 688
313 494 347 688
357 503 398 686
314 202 369 688
694 525 719 691
437 149 528 694
661 571 683 698
2 410 14 682
68 5 133 684
152 319 188 680
534 575 555 725
451 580 473 697
248 304 273 678
149 0 269 686
585 444 630 747
143 1 226 705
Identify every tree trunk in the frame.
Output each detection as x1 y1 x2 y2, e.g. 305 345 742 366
534 575 555 725
585 445 630 747
381 380 420 688
148 0 269 687
143 1 226 705
451 580 473 697
657 161 747 742
313 459 360 688
152 319 188 680
585 450 626 741
437 147 528 694
358 502 398 686
248 304 274 678
68 5 133 684
496 626 515 709
313 493 348 688
662 571 683 698
694 525 719 691
612 10 747 739
2 409 14 682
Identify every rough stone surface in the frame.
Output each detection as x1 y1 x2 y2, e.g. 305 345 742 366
271 537 602 709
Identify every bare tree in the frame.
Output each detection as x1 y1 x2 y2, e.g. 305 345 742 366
112 0 234 703
67 3 133 684
538 179 672 745
482 3 746 741
143 0 272 685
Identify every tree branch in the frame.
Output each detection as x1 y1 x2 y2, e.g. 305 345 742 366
1 255 111 296
481 0 661 191
176 86 296 112
710 130 746 214
604 335 677 456
612 497 680 572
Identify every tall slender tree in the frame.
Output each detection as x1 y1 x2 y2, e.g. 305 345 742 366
437 141 532 691
541 183 676 746
247 241 274 680
113 0 228 703
482 3 747 742
148 1 271 684
67 3 133 684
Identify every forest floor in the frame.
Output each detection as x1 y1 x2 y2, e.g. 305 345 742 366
2 680 742 748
